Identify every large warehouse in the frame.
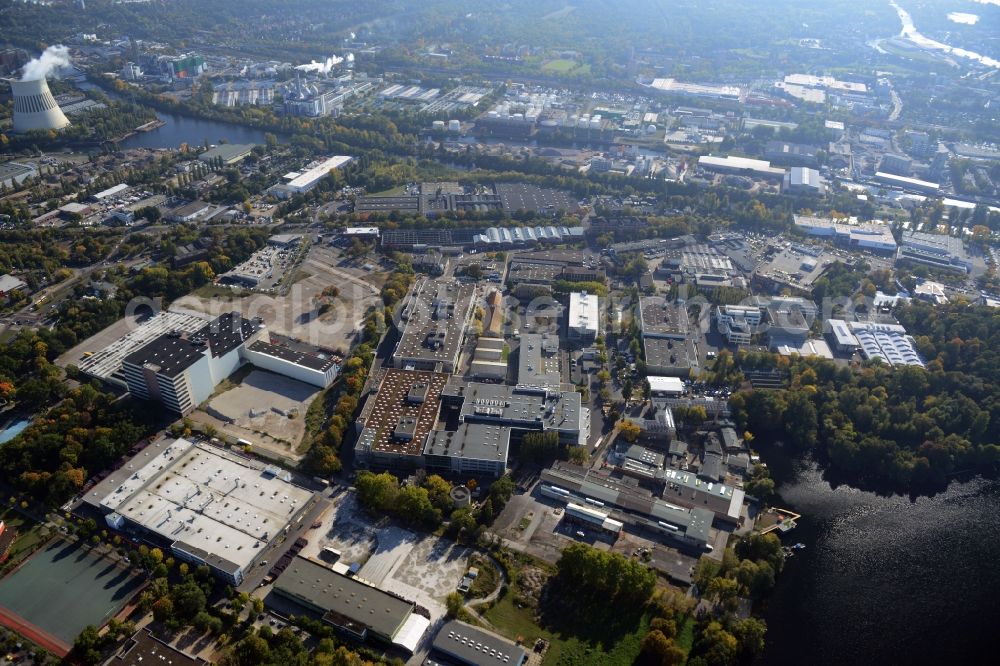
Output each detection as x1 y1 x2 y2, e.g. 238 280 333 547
83 438 314 585
270 556 428 652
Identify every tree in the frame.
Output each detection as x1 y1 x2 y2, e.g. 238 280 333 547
641 629 686 666
73 625 104 665
619 420 642 443
171 579 207 620
694 621 738 666
152 596 174 623
225 633 270 666
354 471 400 512
445 592 464 618
733 617 767 660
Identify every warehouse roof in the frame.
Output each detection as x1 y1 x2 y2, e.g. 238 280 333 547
274 556 413 641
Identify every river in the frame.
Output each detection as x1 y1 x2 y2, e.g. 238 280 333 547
119 111 277 150
888 0 1000 68
761 453 1000 664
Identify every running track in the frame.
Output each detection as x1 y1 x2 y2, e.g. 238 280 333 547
0 604 71 657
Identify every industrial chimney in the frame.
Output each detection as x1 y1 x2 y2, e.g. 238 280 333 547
10 78 71 133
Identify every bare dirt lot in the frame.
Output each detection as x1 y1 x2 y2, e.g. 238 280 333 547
188 369 319 460
171 244 384 351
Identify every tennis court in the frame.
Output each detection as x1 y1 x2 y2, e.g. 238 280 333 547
0 538 143 654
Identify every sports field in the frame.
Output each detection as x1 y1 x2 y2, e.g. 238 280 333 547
0 538 143 655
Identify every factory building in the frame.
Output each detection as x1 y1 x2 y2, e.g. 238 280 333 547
109 312 337 414
429 621 527 666
896 231 972 274
271 556 428 652
793 216 897 253
83 438 314 585
392 278 475 373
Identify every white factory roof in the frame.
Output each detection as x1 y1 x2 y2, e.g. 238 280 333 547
98 439 313 571
568 291 599 333
849 322 924 368
93 183 130 200
285 155 352 191
875 172 939 191
699 155 786 176
344 226 379 236
647 376 685 395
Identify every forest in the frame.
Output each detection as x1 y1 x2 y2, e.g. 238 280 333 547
728 302 1000 492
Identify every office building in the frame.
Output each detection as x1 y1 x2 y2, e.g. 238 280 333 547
85 438 313 585
122 312 265 415
392 278 475 373
567 291 600 343
824 318 860 354
715 305 762 345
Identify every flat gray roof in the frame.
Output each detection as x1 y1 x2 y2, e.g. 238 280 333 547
431 620 526 666
424 422 511 463
273 556 413 640
639 297 689 338
393 279 475 369
517 333 561 388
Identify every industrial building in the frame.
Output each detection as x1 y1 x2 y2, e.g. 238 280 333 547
783 167 825 195
9 77 70 133
647 376 685 397
269 155 352 198
198 143 255 165
638 297 697 376
874 171 939 195
423 423 512 478
270 556 428 652
0 161 37 189
354 368 450 471
567 291 599 343
839 321 924 368
0 274 28 301
84 438 313 585
765 141 819 167
469 337 508 381
517 333 561 389
392 278 475 373
896 231 972 274
698 155 786 180
446 380 589 447
428 620 526 666
102 629 207 666
540 463 716 548
793 216 897 253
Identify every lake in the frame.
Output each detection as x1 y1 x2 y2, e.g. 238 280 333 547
119 111 277 150
761 454 999 664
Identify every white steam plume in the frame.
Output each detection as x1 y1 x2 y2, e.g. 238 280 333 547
21 45 71 81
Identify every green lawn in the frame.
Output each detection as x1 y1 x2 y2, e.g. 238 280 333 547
542 59 582 73
0 507 48 567
485 594 651 665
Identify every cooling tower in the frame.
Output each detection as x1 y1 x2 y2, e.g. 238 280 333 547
10 78 71 133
